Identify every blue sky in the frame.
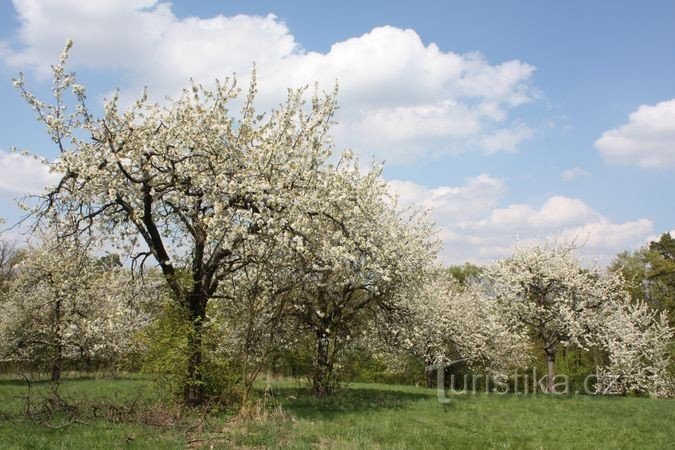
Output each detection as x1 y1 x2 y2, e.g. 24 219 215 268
0 0 674 264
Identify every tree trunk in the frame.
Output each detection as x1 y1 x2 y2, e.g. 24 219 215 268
51 298 63 382
545 350 556 393
312 332 333 398
51 344 62 382
426 368 435 388
424 356 436 388
184 292 207 406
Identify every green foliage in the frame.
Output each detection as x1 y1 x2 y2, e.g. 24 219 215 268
550 346 604 393
136 302 190 400
200 325 242 405
95 253 122 270
339 346 402 384
611 250 649 301
268 335 315 381
647 234 675 322
611 233 675 324
0 241 22 294
649 232 675 260
270 340 427 387
447 262 483 286
137 302 241 405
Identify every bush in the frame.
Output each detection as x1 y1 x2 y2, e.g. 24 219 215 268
137 302 241 405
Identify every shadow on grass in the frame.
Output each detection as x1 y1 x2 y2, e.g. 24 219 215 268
268 386 430 420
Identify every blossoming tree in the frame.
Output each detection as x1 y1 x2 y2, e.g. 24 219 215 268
595 299 673 397
486 241 674 396
278 161 438 397
0 238 150 380
14 41 438 403
401 269 529 387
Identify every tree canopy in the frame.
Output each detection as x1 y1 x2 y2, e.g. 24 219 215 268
13 41 438 403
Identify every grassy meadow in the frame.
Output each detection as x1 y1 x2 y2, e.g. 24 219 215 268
0 375 673 449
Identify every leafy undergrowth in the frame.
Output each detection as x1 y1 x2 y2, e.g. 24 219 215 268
0 376 673 449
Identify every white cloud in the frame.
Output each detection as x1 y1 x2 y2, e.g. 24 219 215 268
2 0 538 164
595 98 675 168
389 174 505 223
389 177 653 265
560 167 590 182
480 123 534 154
479 196 599 231
0 150 59 195
556 219 653 252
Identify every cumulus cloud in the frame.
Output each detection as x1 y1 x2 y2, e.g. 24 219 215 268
477 196 599 231
2 0 537 164
480 123 534 154
595 98 675 168
560 167 590 182
389 174 505 223
389 177 653 265
0 150 59 195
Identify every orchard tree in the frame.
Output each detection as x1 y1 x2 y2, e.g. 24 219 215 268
401 269 529 387
13 41 434 403
485 242 625 393
595 299 673 398
279 162 438 397
14 41 334 403
0 237 149 380
1 238 97 380
78 260 157 369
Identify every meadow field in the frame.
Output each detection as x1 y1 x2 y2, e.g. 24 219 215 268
0 375 673 449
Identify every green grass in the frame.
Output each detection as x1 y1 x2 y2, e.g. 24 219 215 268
0 376 673 449
0 375 190 449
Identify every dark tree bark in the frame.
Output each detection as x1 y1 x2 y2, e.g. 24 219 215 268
312 330 334 398
545 349 556 393
183 290 208 405
51 297 63 382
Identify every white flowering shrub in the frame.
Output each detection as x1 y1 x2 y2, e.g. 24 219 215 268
0 238 150 380
595 300 674 398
